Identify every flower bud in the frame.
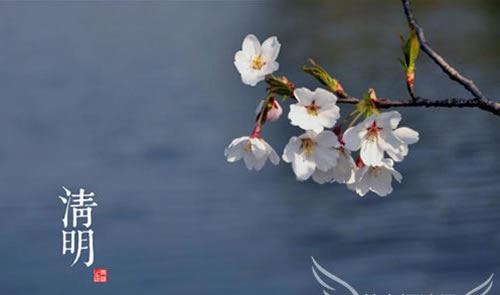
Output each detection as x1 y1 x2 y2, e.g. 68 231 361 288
281 76 295 90
256 97 282 123
266 97 283 122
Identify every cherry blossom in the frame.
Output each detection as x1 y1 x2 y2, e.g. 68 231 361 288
348 158 402 197
312 147 357 184
282 130 340 181
342 111 419 166
256 97 282 122
234 34 281 86
225 136 279 171
288 87 340 133
227 33 425 197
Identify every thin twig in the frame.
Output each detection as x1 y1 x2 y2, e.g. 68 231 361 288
288 90 500 116
406 79 417 101
337 95 500 115
295 1 500 116
401 0 492 103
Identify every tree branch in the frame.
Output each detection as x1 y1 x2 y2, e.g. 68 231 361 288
400 0 500 115
276 80 500 115
336 95 500 115
283 1 500 116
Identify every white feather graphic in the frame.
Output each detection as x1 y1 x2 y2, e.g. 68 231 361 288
311 257 359 295
311 257 493 295
465 273 494 295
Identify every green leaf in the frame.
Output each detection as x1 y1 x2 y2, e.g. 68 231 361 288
408 29 420 72
355 89 381 118
303 59 339 93
399 28 419 77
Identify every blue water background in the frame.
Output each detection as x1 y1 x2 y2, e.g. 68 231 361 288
0 1 499 294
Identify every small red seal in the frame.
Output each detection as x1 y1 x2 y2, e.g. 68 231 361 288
93 268 107 283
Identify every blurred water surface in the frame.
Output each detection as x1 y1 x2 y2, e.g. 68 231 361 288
0 1 499 294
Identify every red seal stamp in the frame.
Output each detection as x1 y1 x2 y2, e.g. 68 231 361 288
93 268 107 283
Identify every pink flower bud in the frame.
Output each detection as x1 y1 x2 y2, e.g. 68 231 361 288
255 97 282 123
266 97 282 122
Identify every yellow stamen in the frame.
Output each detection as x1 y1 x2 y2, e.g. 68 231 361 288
251 54 265 70
244 141 252 152
306 101 319 116
301 138 315 156
366 122 382 142
370 166 383 176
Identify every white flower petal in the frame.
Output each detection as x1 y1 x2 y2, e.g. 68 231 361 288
261 36 280 61
303 130 318 139
260 61 279 76
314 88 338 105
293 87 315 105
242 34 260 57
386 146 406 162
317 105 341 129
241 71 265 87
292 153 316 181
243 152 257 170
312 168 335 184
225 145 244 162
391 168 403 183
377 111 401 129
234 51 251 72
369 168 393 197
262 140 280 165
225 136 248 151
380 158 395 169
282 136 300 163
394 127 419 145
309 121 325 134
360 114 376 129
268 148 280 165
315 131 340 148
313 146 338 171
288 104 307 123
224 136 249 162
332 149 356 184
249 138 267 159
342 126 363 151
378 130 404 161
360 138 384 166
253 155 268 171
354 167 370 197
288 105 324 133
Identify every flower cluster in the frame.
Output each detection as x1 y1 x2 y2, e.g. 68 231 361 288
225 34 419 197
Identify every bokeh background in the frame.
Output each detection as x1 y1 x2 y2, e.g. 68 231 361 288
0 0 499 294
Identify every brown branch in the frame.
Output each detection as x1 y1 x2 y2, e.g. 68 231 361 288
406 80 417 101
278 82 500 115
282 76 500 115
336 95 500 115
401 0 500 116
